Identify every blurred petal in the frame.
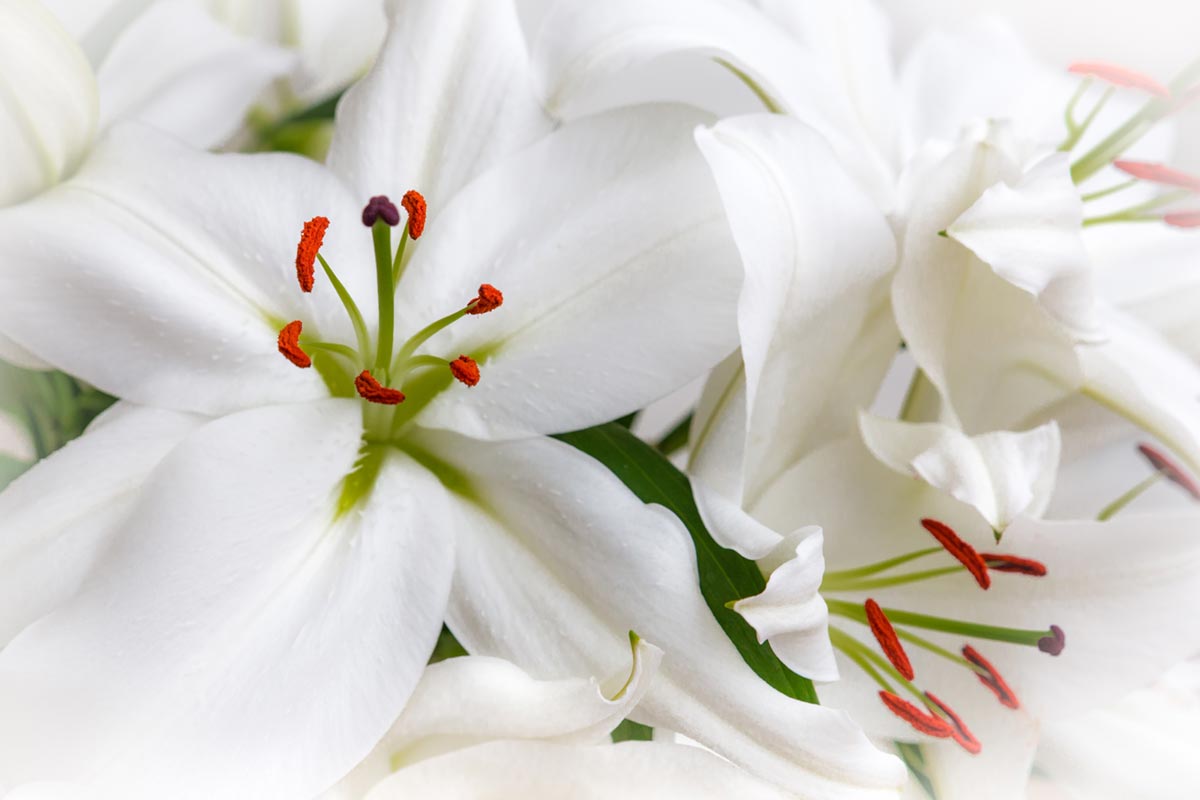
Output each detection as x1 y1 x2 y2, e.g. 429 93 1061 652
0 0 96 206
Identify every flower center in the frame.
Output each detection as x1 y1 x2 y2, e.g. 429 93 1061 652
274 192 503 419
822 517 1061 754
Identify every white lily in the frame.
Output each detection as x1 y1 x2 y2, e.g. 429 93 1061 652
0 1 905 797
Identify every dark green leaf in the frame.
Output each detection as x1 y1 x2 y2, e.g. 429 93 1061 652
555 423 818 704
610 719 654 742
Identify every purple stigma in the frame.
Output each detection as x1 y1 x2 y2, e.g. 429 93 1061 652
1038 624 1066 657
362 195 401 227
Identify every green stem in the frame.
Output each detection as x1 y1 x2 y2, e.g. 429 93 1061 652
829 627 897 695
893 627 972 669
1083 189 1192 226
396 354 449 375
831 627 933 710
823 547 942 582
392 228 411 287
391 308 468 377
318 254 371 363
372 221 395 377
1081 179 1136 203
1060 85 1114 152
823 565 965 593
1097 472 1163 521
303 340 362 364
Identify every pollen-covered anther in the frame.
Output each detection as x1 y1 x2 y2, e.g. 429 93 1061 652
354 370 405 405
401 190 427 239
449 355 480 387
277 320 311 368
981 553 1048 577
920 518 991 590
1067 61 1171 97
295 216 329 292
362 195 401 227
1113 160 1200 192
962 645 1020 709
878 691 955 739
924 692 982 755
1164 211 1200 229
1137 442 1200 498
1038 624 1067 657
467 283 504 315
865 599 914 680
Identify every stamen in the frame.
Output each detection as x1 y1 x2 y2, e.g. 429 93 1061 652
1037 624 1067 657
295 216 329 293
981 554 1048 577
401 190 427 239
962 645 1020 709
1113 160 1200 192
1068 61 1171 97
1138 442 1200 498
449 355 480 387
920 518 991 590
878 691 955 738
354 370 405 405
924 692 982 755
277 320 311 368
362 195 400 227
467 284 504 315
1164 211 1200 229
865 599 915 680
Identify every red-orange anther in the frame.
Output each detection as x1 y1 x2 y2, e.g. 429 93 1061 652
962 645 1020 709
1068 61 1170 97
401 190 427 239
865 599 914 681
981 553 1048 577
1113 160 1200 192
924 692 982 755
467 284 504 315
277 320 311 368
295 216 329 293
449 355 480 387
1165 211 1200 229
354 370 405 405
878 691 955 738
920 518 991 590
1138 442 1200 498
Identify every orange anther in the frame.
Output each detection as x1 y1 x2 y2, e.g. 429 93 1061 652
277 320 311 368
295 216 329 293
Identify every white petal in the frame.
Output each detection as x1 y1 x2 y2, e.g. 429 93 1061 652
326 639 663 798
694 114 897 503
0 125 375 415
693 476 783 560
688 351 749 502
920 711 1040 800
0 0 97 206
892 122 1083 433
1078 309 1200 475
406 105 741 439
362 740 801 800
948 153 1100 342
426 432 906 798
733 528 839 683
0 400 455 800
0 402 202 646
96 1 294 148
327 0 551 214
859 412 1061 532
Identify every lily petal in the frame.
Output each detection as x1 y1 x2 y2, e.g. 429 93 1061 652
326 639 662 798
359 739 801 800
859 412 1061 532
407 105 741 440
421 431 906 798
733 527 840 683
0 0 97 206
0 402 203 646
95 1 294 148
692 114 897 504
0 400 455 800
0 125 375 415
327 0 551 215
948 153 1100 342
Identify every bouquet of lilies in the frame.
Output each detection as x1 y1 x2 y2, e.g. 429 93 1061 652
1 1 1198 798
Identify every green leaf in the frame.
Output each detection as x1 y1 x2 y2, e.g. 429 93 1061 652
611 718 654 742
555 422 818 704
0 453 31 491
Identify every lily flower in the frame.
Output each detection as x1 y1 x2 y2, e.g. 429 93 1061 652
0 1 905 797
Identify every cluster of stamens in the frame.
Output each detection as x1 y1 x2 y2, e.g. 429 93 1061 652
1063 60 1200 228
822 517 1062 755
275 191 502 409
